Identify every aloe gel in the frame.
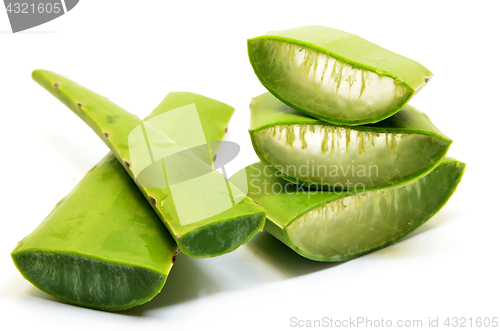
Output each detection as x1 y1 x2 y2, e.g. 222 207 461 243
231 158 465 262
32 70 266 258
248 26 433 125
11 92 234 310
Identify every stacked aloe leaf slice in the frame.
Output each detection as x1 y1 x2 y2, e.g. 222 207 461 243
246 25 464 261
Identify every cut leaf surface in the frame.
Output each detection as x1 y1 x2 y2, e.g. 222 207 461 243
231 158 465 262
248 26 433 125
250 93 451 191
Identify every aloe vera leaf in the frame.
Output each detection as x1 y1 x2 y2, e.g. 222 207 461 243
248 26 433 125
249 92 452 191
12 154 174 311
32 70 266 258
231 157 465 262
145 92 233 149
11 92 234 311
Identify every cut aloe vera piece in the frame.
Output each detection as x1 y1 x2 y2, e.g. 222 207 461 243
11 92 234 311
12 154 175 311
33 70 266 258
248 26 433 125
231 158 465 262
250 93 451 191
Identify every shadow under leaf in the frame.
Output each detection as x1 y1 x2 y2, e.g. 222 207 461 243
246 232 342 277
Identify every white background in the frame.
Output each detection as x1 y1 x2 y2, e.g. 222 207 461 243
1 1 499 330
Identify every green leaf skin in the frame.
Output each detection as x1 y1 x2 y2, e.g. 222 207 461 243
231 158 465 262
11 91 235 311
12 154 175 311
248 26 433 125
250 93 452 191
145 92 232 147
32 70 266 258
